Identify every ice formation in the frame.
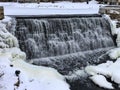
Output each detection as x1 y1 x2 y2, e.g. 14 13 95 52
0 16 18 48
106 14 120 47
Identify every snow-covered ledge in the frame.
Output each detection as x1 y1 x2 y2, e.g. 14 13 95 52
0 16 70 90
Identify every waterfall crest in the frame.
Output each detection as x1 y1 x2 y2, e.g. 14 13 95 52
15 16 115 74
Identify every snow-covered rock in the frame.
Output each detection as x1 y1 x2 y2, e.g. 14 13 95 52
108 48 120 59
85 65 111 76
85 58 120 89
90 75 114 89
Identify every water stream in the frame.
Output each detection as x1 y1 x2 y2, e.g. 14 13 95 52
14 15 116 90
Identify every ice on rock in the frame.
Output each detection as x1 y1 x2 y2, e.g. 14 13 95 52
111 72 120 84
111 20 118 35
90 75 114 89
108 17 120 47
0 19 19 48
85 61 113 76
107 58 120 84
85 66 98 75
5 34 19 48
1 16 12 24
85 65 110 76
103 15 116 35
9 47 26 60
0 42 9 48
116 29 120 47
108 48 120 59
104 15 120 48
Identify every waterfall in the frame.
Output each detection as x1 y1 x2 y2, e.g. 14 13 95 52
15 15 115 74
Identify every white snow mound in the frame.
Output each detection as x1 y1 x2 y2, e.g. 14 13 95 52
90 75 114 89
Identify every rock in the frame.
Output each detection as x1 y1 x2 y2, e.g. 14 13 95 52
15 70 21 76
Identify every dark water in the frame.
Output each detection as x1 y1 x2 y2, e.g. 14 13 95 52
67 77 120 90
14 15 116 90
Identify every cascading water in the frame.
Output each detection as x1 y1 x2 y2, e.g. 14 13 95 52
15 15 115 75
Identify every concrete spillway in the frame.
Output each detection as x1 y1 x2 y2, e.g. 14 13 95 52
12 14 117 90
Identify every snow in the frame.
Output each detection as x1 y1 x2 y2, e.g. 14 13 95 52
108 48 120 59
85 19 120 88
85 64 111 76
65 70 87 81
0 1 99 15
108 19 120 47
11 58 64 80
0 17 18 48
0 49 70 90
1 53 69 90
90 75 114 89
85 58 120 89
1 0 120 90
0 1 100 90
84 13 120 89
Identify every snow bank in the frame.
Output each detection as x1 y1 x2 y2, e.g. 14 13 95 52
90 75 114 89
0 47 70 90
0 16 70 90
0 63 18 90
11 57 64 80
